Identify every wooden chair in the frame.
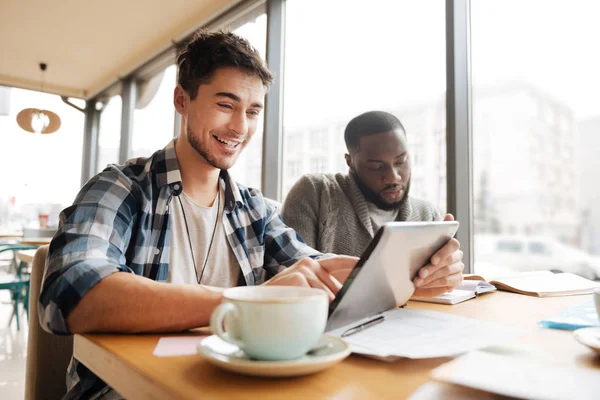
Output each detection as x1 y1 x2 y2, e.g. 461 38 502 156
25 246 74 400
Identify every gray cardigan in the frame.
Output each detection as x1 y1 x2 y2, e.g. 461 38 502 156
281 173 441 257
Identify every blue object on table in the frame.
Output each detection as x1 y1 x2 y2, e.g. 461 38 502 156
538 299 600 331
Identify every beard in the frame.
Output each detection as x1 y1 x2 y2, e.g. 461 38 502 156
187 125 240 170
352 172 411 211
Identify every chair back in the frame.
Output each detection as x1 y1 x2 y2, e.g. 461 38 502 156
25 246 73 400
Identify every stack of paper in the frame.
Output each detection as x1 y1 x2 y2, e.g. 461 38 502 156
425 351 600 400
328 308 522 360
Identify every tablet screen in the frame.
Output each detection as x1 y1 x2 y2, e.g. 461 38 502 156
326 221 459 331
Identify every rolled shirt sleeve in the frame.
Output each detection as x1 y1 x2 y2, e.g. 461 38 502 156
39 168 140 334
262 199 323 280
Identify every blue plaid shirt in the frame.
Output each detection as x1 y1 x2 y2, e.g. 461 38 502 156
39 139 320 399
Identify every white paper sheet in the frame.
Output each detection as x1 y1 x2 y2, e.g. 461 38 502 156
328 308 522 359
152 336 208 357
431 351 600 400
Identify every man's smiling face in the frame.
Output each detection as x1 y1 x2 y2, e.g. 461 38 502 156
178 66 266 170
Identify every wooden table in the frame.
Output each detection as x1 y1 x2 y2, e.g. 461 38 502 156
19 237 52 246
16 249 37 264
0 232 22 239
74 292 600 399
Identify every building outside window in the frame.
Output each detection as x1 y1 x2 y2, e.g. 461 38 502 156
472 0 600 279
281 0 446 209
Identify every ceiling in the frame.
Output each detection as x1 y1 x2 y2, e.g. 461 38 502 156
0 0 242 100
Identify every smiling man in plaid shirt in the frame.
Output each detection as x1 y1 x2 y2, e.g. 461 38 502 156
39 30 462 399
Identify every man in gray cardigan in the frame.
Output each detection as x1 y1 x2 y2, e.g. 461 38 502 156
282 111 463 297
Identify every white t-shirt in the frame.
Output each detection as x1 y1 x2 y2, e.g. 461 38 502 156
367 202 400 232
167 189 240 287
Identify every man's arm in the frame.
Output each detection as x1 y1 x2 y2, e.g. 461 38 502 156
65 273 222 333
39 168 221 334
281 175 322 248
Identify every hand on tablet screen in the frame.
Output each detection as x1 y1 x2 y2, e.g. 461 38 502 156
264 256 358 301
412 214 465 298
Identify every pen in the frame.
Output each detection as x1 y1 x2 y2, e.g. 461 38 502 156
341 315 385 338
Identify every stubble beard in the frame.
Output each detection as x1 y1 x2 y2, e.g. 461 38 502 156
352 171 411 211
187 125 240 170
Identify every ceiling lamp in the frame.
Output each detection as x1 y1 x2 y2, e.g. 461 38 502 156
16 63 61 134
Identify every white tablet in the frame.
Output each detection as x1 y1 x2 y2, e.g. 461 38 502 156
326 221 460 331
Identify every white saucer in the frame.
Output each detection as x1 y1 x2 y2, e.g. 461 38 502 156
574 327 600 355
197 334 351 377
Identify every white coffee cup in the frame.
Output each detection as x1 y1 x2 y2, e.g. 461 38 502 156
210 286 328 361
594 288 600 321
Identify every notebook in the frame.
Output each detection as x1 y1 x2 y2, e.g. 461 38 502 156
411 280 496 305
463 270 600 297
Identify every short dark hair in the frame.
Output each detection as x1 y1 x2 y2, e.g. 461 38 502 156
344 111 406 153
176 29 274 100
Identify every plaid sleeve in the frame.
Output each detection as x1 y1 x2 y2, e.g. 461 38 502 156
39 167 140 334
262 200 323 279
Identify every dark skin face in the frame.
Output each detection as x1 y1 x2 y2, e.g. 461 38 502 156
345 129 411 210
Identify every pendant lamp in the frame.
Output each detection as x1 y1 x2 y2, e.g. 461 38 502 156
16 63 61 134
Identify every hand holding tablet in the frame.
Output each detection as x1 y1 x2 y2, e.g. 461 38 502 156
326 220 460 331
412 214 464 298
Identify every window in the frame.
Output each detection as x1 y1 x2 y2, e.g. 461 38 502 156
96 95 121 173
496 241 523 253
287 160 302 178
528 241 549 255
287 134 302 151
281 0 446 209
227 13 267 191
131 65 177 159
472 0 600 278
310 157 327 173
0 87 84 231
310 130 324 149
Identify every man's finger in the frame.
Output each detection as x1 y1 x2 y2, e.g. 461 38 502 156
304 275 335 301
417 269 463 289
267 270 310 287
443 213 455 222
441 249 463 266
417 249 463 283
307 262 343 294
318 255 359 274
430 238 460 265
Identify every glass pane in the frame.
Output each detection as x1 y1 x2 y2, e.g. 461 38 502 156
131 64 177 158
0 87 84 231
228 13 267 191
97 95 121 173
472 0 600 280
282 0 447 213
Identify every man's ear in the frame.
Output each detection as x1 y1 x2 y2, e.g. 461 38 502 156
345 154 354 171
173 85 188 116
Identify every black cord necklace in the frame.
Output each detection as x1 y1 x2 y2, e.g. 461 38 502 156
177 190 220 284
